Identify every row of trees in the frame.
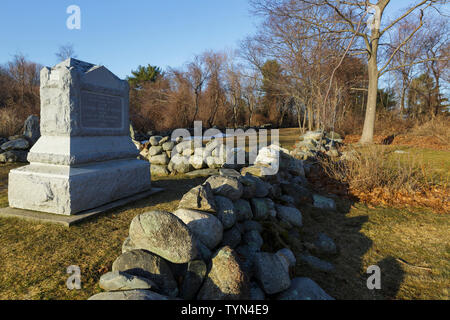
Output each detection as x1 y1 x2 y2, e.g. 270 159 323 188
1 1 448 142
128 0 448 142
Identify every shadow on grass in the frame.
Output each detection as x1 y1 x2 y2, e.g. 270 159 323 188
296 179 405 300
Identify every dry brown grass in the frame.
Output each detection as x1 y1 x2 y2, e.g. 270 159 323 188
319 145 449 212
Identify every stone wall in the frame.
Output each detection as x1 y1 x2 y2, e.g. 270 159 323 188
89 145 338 300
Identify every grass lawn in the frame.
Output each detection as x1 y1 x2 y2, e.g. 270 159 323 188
0 128 448 300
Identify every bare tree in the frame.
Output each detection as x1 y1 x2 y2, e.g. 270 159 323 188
250 0 444 143
56 43 77 62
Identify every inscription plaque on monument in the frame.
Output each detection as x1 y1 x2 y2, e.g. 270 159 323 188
81 91 123 129
7 58 152 216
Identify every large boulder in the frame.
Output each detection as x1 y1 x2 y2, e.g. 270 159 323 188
129 211 198 264
215 196 237 229
276 205 303 228
88 290 169 300
177 183 217 213
277 277 334 300
197 246 250 300
205 175 243 201
23 115 40 145
99 271 157 292
112 250 178 297
254 252 291 295
173 208 223 250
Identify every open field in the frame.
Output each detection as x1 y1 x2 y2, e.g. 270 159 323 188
0 128 448 300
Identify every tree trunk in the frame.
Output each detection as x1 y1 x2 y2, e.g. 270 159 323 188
360 57 379 144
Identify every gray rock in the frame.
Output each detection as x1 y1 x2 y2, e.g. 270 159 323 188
221 225 242 248
178 183 217 213
149 153 169 165
173 208 223 250
276 205 303 228
205 175 243 201
254 252 291 295
240 175 269 198
150 136 163 146
276 248 296 269
149 146 163 156
197 246 250 300
170 154 193 173
88 289 169 300
219 168 241 178
181 260 207 300
129 211 198 264
215 196 237 229
99 271 157 291
112 250 178 297
299 254 335 273
189 155 206 170
242 230 264 251
313 194 336 211
150 164 170 177
162 141 175 151
1 138 29 151
234 199 253 221
122 236 140 253
23 115 40 145
314 233 337 255
158 136 170 146
185 168 220 178
250 282 265 300
277 277 334 300
250 198 276 221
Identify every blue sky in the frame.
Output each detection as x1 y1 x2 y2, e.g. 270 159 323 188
0 1 440 79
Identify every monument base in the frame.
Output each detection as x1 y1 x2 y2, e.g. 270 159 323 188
8 159 152 215
0 188 163 227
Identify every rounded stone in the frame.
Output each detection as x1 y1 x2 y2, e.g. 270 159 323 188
112 249 178 297
215 196 237 229
197 246 250 300
99 271 157 291
129 211 198 264
173 208 223 250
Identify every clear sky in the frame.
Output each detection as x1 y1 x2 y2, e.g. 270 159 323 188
0 1 439 79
